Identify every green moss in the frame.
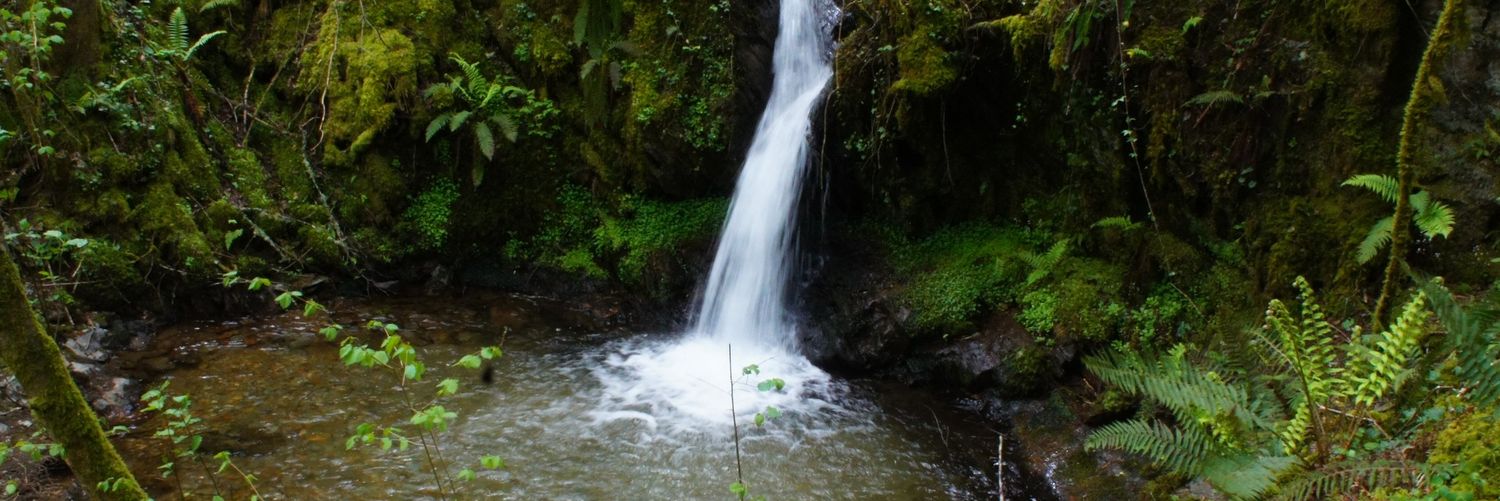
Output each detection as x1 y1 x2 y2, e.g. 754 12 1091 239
895 223 1029 333
596 196 728 284
399 178 460 253
132 182 214 273
892 32 956 95
225 147 272 209
1019 290 1058 335
1427 410 1500 498
304 20 419 166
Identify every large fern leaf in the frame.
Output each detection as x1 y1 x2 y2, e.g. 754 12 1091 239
1356 216 1394 264
1343 292 1430 407
169 8 191 53
1276 460 1435 500
1200 453 1298 500
1086 419 1213 475
1410 191 1456 239
184 30 226 61
473 122 496 160
490 114 519 142
1343 174 1401 204
425 113 452 142
1421 280 1500 406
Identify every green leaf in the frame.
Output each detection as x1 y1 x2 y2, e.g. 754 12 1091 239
1357 217 1394 264
223 229 242 250
471 163 486 187
65 238 88 248
247 277 271 291
425 113 452 142
437 378 459 396
458 468 476 482
1343 174 1401 204
729 482 747 497
302 300 323 317
491 114 519 142
474 121 496 160
754 413 765 427
457 354 483 370
756 378 785 392
481 455 504 469
1182 16 1203 34
742 364 760 376
764 406 781 419
320 324 343 341
448 111 471 132
274 291 295 309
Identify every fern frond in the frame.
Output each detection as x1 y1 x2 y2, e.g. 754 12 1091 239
473 122 495 160
1410 192 1455 239
199 0 239 13
169 8 191 53
1276 460 1434 500
1092 216 1141 231
1021 239 1068 286
448 111 471 132
1086 419 1213 475
425 113 452 142
184 31 226 61
1343 174 1401 204
490 114 518 142
1201 453 1298 500
1185 90 1244 108
1085 347 1262 431
1356 216 1394 264
1421 280 1500 406
1343 292 1430 407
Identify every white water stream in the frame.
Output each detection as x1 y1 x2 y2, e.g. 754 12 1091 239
591 0 842 432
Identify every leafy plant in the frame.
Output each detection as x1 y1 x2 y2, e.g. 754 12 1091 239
156 7 225 63
1344 174 1456 264
424 54 555 186
139 382 263 500
0 0 73 160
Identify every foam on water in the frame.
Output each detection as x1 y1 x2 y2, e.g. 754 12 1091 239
590 0 841 434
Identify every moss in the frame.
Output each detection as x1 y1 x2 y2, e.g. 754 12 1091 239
895 223 1029 333
297 224 343 267
892 32 957 95
225 147 272 210
399 178 460 253
303 19 420 166
595 196 728 284
132 182 215 273
1427 410 1500 498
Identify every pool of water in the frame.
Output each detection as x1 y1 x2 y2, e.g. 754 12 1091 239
114 292 1004 499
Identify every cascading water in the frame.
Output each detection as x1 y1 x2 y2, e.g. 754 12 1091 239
590 0 842 432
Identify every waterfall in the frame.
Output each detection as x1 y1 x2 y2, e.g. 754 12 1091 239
691 0 836 350
590 0 841 433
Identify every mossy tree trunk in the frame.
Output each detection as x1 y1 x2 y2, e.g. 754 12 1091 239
0 247 147 500
1374 0 1463 327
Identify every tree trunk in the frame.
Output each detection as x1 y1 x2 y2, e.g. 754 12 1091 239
1374 0 1463 327
0 247 147 500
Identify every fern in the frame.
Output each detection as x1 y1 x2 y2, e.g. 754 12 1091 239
1409 191 1456 239
1020 239 1068 287
1260 277 1340 456
1343 174 1401 204
473 122 495 160
198 0 239 13
1421 279 1500 406
1200 453 1297 500
169 8 191 54
425 113 453 142
1276 460 1437 500
1345 174 1456 263
1356 217 1394 264
1087 419 1213 474
1342 292 1430 407
1185 89 1244 108
1092 216 1141 232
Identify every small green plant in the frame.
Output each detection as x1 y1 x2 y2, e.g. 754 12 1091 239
222 271 507 499
0 431 65 498
0 0 72 161
1343 174 1456 264
400 179 461 252
139 382 262 500
424 54 557 186
727 358 785 501
154 8 225 64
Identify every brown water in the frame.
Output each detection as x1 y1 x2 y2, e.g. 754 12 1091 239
114 293 1002 500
